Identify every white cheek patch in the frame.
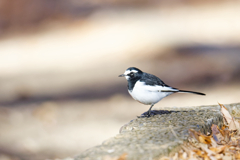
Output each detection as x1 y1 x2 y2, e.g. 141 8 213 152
125 76 130 80
124 70 131 75
123 69 138 80
124 70 130 75
124 69 138 75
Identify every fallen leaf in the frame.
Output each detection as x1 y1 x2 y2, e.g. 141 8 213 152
199 143 215 156
217 126 225 136
211 124 220 135
219 103 240 131
229 120 240 131
214 154 223 160
193 149 206 157
222 155 232 160
219 103 232 124
188 151 196 160
211 124 225 144
189 129 200 142
222 129 231 143
209 145 227 154
189 129 211 144
210 137 218 148
199 135 212 144
221 125 227 130
203 155 211 160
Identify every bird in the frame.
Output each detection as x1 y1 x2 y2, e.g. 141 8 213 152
119 67 205 117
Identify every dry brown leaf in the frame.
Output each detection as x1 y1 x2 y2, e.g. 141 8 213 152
211 124 225 144
214 154 223 160
209 145 227 154
212 134 223 145
203 155 210 160
199 135 212 144
217 126 225 136
222 125 227 130
229 120 240 131
199 143 215 156
219 103 232 124
219 103 240 131
189 129 200 142
211 124 231 144
193 149 206 157
189 151 199 160
211 124 220 135
189 129 212 144
222 155 232 160
210 138 218 148
223 130 231 143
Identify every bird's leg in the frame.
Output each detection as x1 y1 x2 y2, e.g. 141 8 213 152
147 104 154 117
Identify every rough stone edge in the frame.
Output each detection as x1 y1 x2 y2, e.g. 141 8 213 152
61 103 240 160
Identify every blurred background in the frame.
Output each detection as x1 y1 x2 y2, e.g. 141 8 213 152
0 0 240 159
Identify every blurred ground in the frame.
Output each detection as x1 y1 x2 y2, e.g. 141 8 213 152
0 0 240 160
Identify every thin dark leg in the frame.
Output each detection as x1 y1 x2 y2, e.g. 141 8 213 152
147 104 154 117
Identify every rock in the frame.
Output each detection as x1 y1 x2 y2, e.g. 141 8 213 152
74 103 240 160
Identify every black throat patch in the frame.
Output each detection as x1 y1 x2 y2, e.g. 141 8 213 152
127 77 139 91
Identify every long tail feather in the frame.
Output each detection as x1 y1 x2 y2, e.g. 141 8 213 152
178 90 205 95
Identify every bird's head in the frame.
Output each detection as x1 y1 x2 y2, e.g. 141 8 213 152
119 67 143 81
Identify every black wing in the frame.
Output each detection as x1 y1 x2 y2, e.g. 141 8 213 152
140 73 169 87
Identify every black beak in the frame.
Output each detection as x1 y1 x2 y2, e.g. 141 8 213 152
118 74 125 77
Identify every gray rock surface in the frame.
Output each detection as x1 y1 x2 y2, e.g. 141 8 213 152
73 103 240 160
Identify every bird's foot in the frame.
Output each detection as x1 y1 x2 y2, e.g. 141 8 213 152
137 111 153 118
137 114 151 118
138 110 175 118
137 115 151 118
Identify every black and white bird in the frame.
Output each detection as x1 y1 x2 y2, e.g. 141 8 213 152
119 67 205 117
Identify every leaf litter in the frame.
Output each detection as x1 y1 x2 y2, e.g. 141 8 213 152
113 103 240 160
159 103 240 160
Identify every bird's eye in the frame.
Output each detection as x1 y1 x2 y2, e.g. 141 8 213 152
130 73 134 77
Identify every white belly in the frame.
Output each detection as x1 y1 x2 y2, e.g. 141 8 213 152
128 81 175 105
